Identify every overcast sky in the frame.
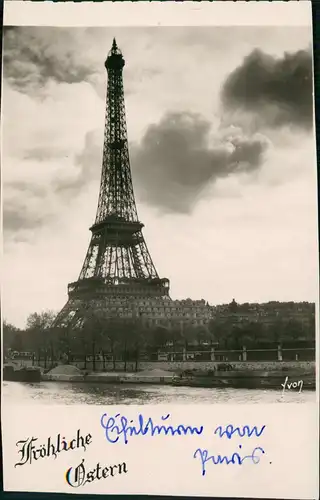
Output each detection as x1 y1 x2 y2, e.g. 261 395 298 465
2 26 317 328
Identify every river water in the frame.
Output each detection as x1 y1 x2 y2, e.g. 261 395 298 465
2 381 315 405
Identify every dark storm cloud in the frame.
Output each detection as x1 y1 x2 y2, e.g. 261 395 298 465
131 112 269 213
221 48 313 129
3 27 99 93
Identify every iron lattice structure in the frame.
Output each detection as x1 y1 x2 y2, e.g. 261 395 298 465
54 39 170 328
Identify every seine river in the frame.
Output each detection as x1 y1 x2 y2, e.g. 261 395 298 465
2 381 315 405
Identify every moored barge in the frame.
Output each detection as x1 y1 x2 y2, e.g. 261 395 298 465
3 365 41 383
171 368 315 390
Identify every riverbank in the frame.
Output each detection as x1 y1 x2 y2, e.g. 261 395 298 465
42 367 175 384
4 359 316 389
55 359 316 373
39 362 316 390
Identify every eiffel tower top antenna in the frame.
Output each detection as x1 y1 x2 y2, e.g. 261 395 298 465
112 37 118 50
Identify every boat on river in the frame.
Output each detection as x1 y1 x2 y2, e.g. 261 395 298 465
3 364 41 383
171 368 315 390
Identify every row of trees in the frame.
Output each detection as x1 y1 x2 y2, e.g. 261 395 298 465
210 316 315 349
224 300 315 313
3 306 315 369
4 310 211 370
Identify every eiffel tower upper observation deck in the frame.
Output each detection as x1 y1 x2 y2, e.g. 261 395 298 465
54 39 170 327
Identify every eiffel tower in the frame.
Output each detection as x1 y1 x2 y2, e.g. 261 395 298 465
54 39 170 328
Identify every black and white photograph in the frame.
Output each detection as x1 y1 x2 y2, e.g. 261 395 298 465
2 21 317 405
1 2 319 497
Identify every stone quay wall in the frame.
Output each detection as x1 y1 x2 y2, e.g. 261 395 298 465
68 359 315 373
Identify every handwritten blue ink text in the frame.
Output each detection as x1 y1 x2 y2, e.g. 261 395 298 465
214 424 266 440
100 413 204 445
194 446 265 476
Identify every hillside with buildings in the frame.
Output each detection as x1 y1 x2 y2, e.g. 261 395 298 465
3 300 315 369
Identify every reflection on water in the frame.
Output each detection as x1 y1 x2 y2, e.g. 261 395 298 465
2 381 315 405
